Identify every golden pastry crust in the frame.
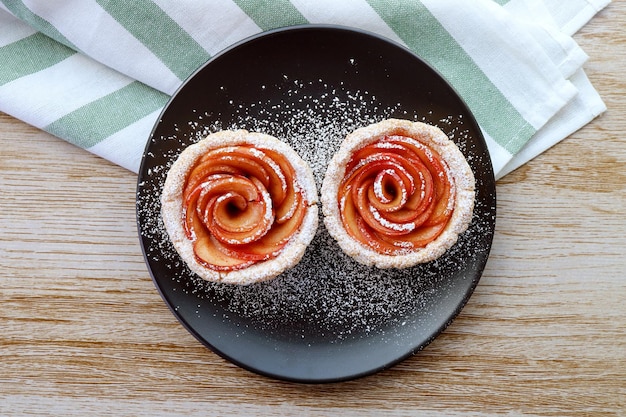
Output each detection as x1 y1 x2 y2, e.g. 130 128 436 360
161 130 318 285
321 119 475 268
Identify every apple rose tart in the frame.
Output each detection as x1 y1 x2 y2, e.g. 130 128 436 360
321 119 475 269
161 130 318 285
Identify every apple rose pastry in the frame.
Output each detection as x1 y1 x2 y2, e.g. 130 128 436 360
321 119 475 269
161 130 318 285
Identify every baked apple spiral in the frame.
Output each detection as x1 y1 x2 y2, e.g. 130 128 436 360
322 119 475 269
182 145 308 271
339 135 454 254
161 130 318 285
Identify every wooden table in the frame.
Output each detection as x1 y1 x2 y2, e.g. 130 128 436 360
1 5 624 416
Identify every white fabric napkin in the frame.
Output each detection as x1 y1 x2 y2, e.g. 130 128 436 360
0 0 609 179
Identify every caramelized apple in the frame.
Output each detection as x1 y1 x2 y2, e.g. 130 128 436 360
337 135 456 255
179 144 308 271
194 235 255 271
217 197 307 262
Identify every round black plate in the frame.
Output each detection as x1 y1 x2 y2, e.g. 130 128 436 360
137 25 496 383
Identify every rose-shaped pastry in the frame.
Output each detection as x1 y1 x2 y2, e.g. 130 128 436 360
161 130 318 285
322 119 475 268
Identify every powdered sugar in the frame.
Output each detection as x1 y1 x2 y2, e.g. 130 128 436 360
137 79 495 341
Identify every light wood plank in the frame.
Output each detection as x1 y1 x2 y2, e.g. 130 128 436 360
0 4 624 416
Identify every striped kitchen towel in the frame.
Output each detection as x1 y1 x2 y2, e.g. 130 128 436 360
0 0 609 178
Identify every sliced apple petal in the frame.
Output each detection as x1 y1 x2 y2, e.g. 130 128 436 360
356 179 411 237
201 175 260 203
197 146 287 204
379 222 447 249
368 169 408 212
184 161 242 199
423 170 455 227
385 135 448 190
193 235 254 271
212 193 261 233
339 190 372 247
336 133 457 255
237 147 287 206
197 154 270 188
183 184 204 239
275 182 302 224
207 186 273 245
221 190 307 260
355 217 399 255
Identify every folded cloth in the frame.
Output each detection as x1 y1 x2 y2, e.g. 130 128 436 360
0 0 609 178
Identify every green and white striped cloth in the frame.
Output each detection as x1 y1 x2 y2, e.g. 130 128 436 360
0 0 609 179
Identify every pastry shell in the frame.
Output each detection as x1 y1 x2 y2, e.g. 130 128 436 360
161 130 319 285
321 119 475 269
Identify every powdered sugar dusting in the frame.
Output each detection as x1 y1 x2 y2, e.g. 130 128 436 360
137 79 495 342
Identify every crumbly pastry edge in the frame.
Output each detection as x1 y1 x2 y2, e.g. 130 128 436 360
321 118 476 269
161 129 319 285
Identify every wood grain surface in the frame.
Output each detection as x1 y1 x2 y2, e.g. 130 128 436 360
1 4 624 416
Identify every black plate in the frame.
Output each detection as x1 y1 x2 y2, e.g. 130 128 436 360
137 25 496 383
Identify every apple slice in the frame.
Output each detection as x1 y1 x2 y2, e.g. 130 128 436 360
274 181 302 224
183 161 243 199
211 193 263 233
367 168 409 212
233 146 287 206
379 222 447 249
381 200 435 229
355 217 399 255
346 141 407 173
402 167 434 213
187 202 253 270
423 172 454 227
249 193 306 249
383 135 454 226
355 178 411 237
204 179 274 245
196 145 287 205
194 175 260 214
385 135 448 186
183 183 204 239
193 234 254 271
261 148 309 224
339 190 372 247
198 149 269 179
218 191 307 261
